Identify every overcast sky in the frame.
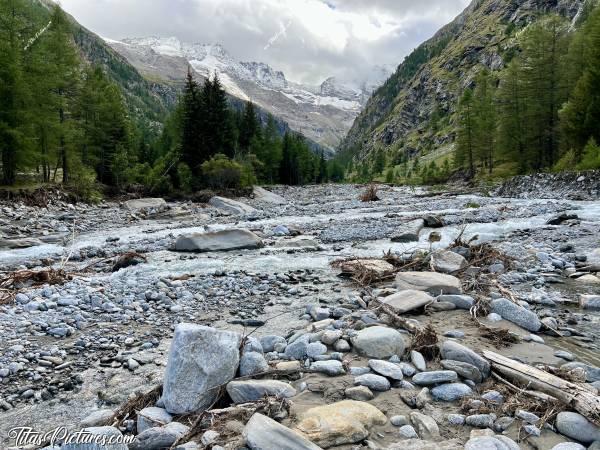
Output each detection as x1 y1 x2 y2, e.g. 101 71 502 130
57 0 471 85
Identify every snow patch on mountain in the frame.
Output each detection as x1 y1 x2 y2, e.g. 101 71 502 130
108 36 393 150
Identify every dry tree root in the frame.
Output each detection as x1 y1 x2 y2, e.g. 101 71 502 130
111 384 163 431
0 268 73 304
112 252 148 272
359 184 380 202
172 397 291 448
478 324 520 348
331 258 395 286
409 324 440 360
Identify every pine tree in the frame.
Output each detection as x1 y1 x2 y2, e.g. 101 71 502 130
560 6 600 161
472 70 496 174
519 15 568 169
497 60 527 172
180 68 202 174
316 151 327 184
455 89 476 178
239 101 259 153
0 0 29 185
44 5 81 183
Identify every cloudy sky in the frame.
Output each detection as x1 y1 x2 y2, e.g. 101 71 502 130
58 0 471 85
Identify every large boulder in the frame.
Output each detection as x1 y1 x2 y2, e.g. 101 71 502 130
555 412 600 444
351 326 406 359
440 340 490 377
226 380 297 403
0 237 44 249
125 198 168 212
339 259 394 279
162 324 241 415
295 400 387 448
380 289 434 314
173 229 263 252
243 413 322 450
209 196 258 215
253 186 287 204
490 298 542 332
391 219 424 243
431 250 468 273
395 272 462 295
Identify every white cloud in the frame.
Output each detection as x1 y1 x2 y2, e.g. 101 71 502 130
58 0 471 84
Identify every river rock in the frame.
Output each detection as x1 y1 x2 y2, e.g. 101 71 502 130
311 360 346 376
162 324 242 415
137 407 173 433
354 373 391 391
0 237 44 249
80 409 115 428
381 290 434 313
412 370 458 385
551 444 586 450
431 383 473 401
391 219 424 242
226 380 296 403
464 436 520 450
368 359 404 380
260 335 287 352
440 340 491 377
173 229 263 252
441 360 483 383
243 413 322 450
555 412 600 444
239 352 269 377
275 236 320 249
253 186 287 204
340 259 394 278
395 272 462 295
490 298 542 332
409 412 440 440
351 326 405 359
580 295 600 311
411 350 427 371
431 250 468 273
124 198 167 211
399 424 419 438
209 196 258 215
345 386 374 401
295 400 387 448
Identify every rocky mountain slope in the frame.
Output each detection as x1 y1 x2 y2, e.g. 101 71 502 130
107 36 392 151
338 0 586 164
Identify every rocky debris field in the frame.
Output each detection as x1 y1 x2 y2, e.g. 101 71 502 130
0 181 599 450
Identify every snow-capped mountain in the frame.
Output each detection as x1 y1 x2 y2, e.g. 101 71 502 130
108 36 392 150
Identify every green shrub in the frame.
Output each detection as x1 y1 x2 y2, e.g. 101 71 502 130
176 162 193 192
201 153 255 190
577 138 600 170
66 165 102 203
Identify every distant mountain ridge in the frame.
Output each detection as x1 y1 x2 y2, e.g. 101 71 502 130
107 36 393 151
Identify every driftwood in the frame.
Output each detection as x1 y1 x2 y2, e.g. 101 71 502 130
483 350 600 426
371 298 422 334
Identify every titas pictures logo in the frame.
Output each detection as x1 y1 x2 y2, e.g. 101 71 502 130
8 427 136 448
